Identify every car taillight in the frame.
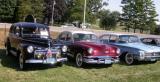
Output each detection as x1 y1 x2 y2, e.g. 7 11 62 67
110 49 116 54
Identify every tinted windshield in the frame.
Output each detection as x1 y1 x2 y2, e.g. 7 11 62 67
22 25 49 38
119 35 140 43
73 33 98 42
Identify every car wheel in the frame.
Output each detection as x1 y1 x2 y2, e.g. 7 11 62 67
125 53 134 65
76 53 84 67
19 53 26 70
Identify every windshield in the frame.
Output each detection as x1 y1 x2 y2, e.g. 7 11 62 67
22 26 49 38
119 35 140 43
73 33 98 42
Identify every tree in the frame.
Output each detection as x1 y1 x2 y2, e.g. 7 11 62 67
63 0 103 23
16 0 44 23
0 0 17 22
121 0 158 33
43 0 67 25
99 10 120 30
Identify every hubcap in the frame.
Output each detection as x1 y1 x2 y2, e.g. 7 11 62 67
19 53 24 69
125 53 133 65
76 53 83 67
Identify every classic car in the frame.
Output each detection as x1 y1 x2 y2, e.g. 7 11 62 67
99 33 160 65
141 37 160 47
56 31 120 67
5 22 67 70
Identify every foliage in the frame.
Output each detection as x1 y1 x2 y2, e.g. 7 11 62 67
17 0 44 23
0 0 17 22
99 10 120 30
63 0 103 23
121 0 158 33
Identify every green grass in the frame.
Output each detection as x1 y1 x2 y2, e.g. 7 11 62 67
0 48 160 82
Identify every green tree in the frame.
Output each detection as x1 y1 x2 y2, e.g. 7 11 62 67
99 10 120 30
0 0 17 22
17 0 44 22
64 0 103 23
121 0 158 33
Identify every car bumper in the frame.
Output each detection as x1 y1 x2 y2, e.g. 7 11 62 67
139 56 160 61
83 56 119 64
25 58 67 64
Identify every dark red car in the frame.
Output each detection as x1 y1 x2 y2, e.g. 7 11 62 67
56 31 120 67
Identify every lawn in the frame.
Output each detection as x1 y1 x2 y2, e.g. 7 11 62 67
0 28 160 82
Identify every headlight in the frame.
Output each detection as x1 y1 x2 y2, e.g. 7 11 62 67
27 46 34 53
139 50 145 59
62 46 67 52
88 48 94 54
116 48 120 54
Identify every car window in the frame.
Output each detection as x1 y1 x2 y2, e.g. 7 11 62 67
109 35 118 43
59 32 67 41
14 26 20 36
73 33 98 42
142 38 157 45
101 35 110 40
119 35 139 43
10 25 15 33
66 32 72 41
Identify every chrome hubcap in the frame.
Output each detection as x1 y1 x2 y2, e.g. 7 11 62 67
125 54 133 65
76 53 83 67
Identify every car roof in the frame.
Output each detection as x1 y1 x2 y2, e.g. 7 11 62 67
102 33 136 36
13 22 48 28
63 31 95 35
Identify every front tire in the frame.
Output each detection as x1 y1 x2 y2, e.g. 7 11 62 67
76 53 85 67
125 53 134 65
19 53 27 70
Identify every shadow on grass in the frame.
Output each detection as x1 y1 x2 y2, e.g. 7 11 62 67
118 60 157 66
0 49 60 71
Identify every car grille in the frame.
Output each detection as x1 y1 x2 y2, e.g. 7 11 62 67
34 49 58 59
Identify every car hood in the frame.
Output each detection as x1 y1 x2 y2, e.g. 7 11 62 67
115 43 160 53
76 41 109 49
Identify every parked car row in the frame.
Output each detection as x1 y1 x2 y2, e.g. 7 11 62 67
5 22 160 70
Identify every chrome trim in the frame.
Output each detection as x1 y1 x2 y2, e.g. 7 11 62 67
25 58 67 64
83 56 119 64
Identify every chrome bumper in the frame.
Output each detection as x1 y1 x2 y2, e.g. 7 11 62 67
139 56 160 61
83 56 119 64
25 58 67 64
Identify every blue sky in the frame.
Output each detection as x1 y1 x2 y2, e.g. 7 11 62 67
103 0 160 24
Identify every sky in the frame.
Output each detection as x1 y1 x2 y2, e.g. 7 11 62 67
103 0 160 24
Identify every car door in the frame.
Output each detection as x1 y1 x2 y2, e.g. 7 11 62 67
12 25 21 49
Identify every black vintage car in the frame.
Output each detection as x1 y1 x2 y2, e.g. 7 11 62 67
5 22 67 70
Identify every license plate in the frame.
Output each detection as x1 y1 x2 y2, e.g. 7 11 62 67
105 59 112 64
46 58 56 63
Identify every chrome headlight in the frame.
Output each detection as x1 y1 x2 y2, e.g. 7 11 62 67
88 48 94 54
62 46 67 52
27 46 34 53
139 50 145 59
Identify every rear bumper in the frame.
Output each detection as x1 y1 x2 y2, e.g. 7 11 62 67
25 58 67 64
83 56 119 64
